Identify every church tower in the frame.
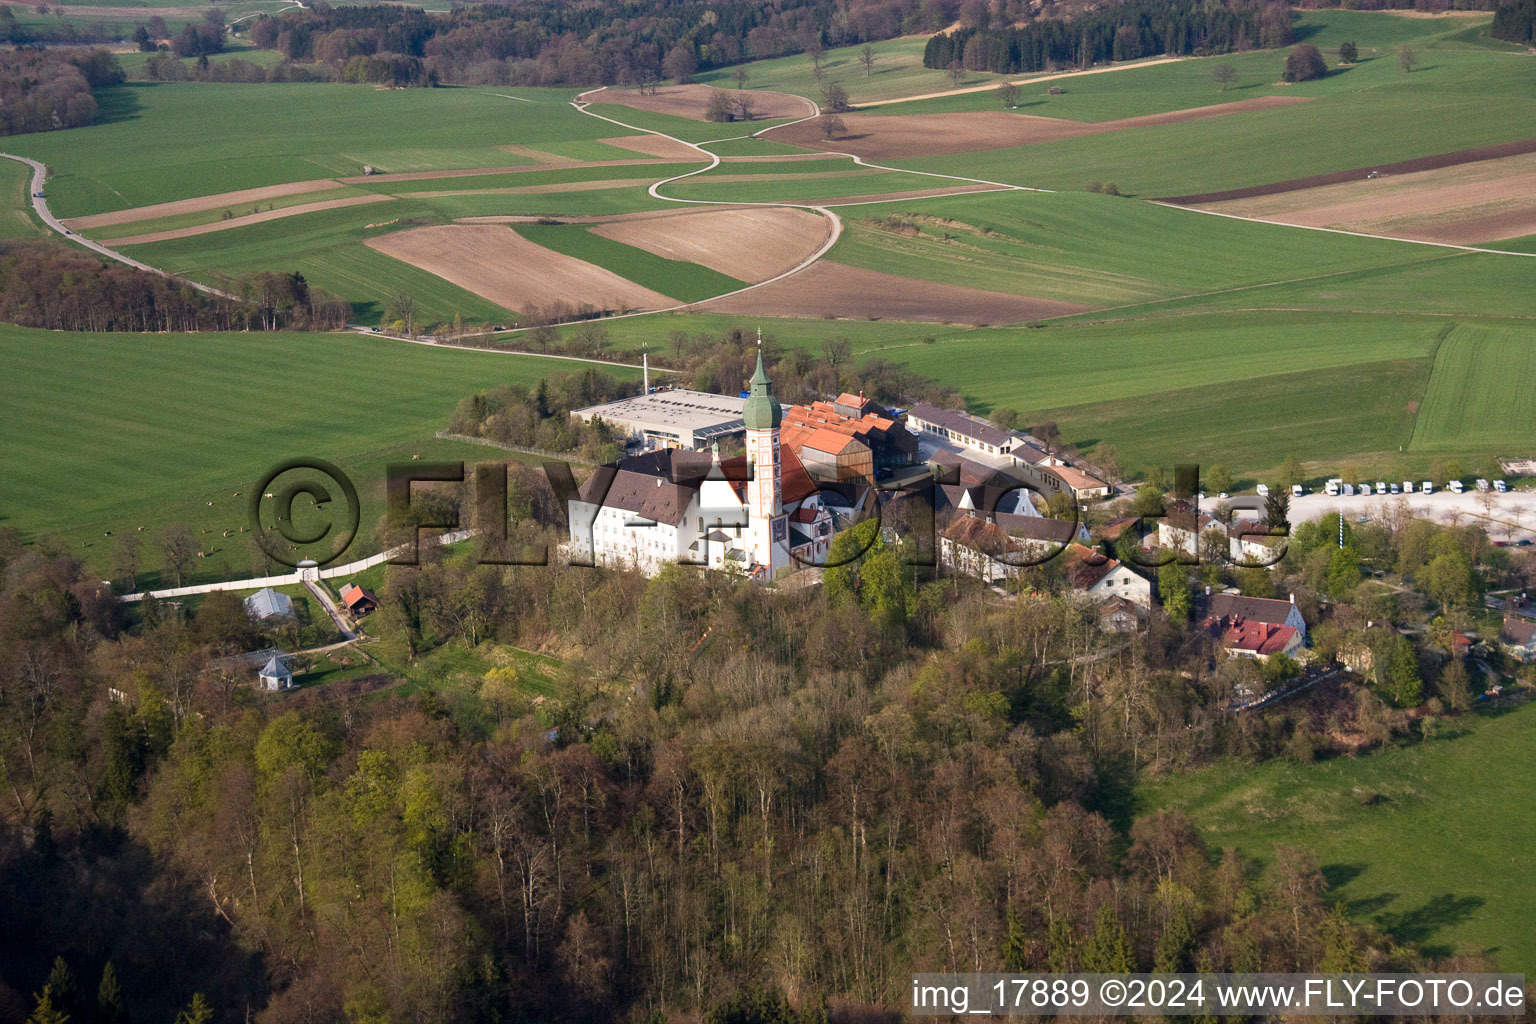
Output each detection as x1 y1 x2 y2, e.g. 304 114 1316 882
742 343 789 576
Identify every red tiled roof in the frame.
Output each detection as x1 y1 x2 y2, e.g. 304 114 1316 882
1204 615 1297 656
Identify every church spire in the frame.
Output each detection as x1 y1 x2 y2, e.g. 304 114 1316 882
742 344 781 429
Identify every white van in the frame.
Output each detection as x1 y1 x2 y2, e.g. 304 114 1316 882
1359 484 1372 496
1476 479 1490 492
1257 483 1269 497
1292 483 1304 497
1448 479 1464 494
1421 481 1434 494
1325 478 1342 496
1402 481 1414 493
1494 479 1508 493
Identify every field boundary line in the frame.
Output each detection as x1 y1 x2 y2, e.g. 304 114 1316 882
1151 201 1536 258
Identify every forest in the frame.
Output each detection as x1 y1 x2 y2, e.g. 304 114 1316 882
0 243 351 333
245 0 944 87
1491 0 1536 43
924 0 1294 74
2 407 1530 1021
0 48 121 136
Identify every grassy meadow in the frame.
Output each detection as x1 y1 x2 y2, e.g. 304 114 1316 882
1141 700 1536 974
9 84 611 217
0 325 638 586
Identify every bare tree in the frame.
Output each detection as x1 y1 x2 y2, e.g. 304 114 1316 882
735 92 755 122
821 335 852 372
996 82 1021 107
159 523 197 587
1212 63 1237 91
1398 45 1417 73
946 60 964 86
859 44 877 76
733 65 748 90
821 81 850 112
817 113 845 139
111 532 140 591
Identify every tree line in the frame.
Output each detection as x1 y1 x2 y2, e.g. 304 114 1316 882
0 242 351 332
447 368 636 464
0 47 121 136
1491 0 1536 43
924 0 1292 75
3 469 1516 1022
244 0 947 88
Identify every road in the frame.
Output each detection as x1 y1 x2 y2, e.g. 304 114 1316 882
854 56 1191 108
304 578 357 641
0 152 241 299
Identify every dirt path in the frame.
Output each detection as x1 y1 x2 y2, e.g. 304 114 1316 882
854 55 1190 109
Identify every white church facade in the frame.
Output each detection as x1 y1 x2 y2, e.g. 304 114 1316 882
566 352 834 579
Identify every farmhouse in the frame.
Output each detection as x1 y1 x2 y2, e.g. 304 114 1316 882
339 583 378 616
1205 616 1303 660
567 352 828 578
1059 542 1152 611
244 587 294 622
571 388 746 451
1205 592 1307 639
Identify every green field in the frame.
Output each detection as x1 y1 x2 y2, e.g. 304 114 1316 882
824 190 1425 306
9 84 617 217
880 11 1536 197
1410 324 1536 452
581 102 799 144
874 11 1514 120
0 325 638 585
512 223 745 302
0 159 42 239
1141 701 1536 973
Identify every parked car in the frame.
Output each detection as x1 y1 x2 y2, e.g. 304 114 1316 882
1359 484 1372 496
1376 481 1388 493
1256 483 1269 497
1476 479 1490 492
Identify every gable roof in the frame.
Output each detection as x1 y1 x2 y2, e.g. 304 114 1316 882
1061 542 1119 590
243 588 294 620
1502 617 1536 646
909 402 1014 448
1206 616 1298 656
1207 592 1297 626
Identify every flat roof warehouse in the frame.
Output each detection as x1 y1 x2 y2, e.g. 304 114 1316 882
572 389 747 449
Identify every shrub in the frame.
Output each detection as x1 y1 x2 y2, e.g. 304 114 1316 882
1283 44 1327 83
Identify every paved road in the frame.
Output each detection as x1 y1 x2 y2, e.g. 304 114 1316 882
0 152 240 299
304 578 357 641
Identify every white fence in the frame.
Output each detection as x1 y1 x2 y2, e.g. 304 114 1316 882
118 531 473 603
